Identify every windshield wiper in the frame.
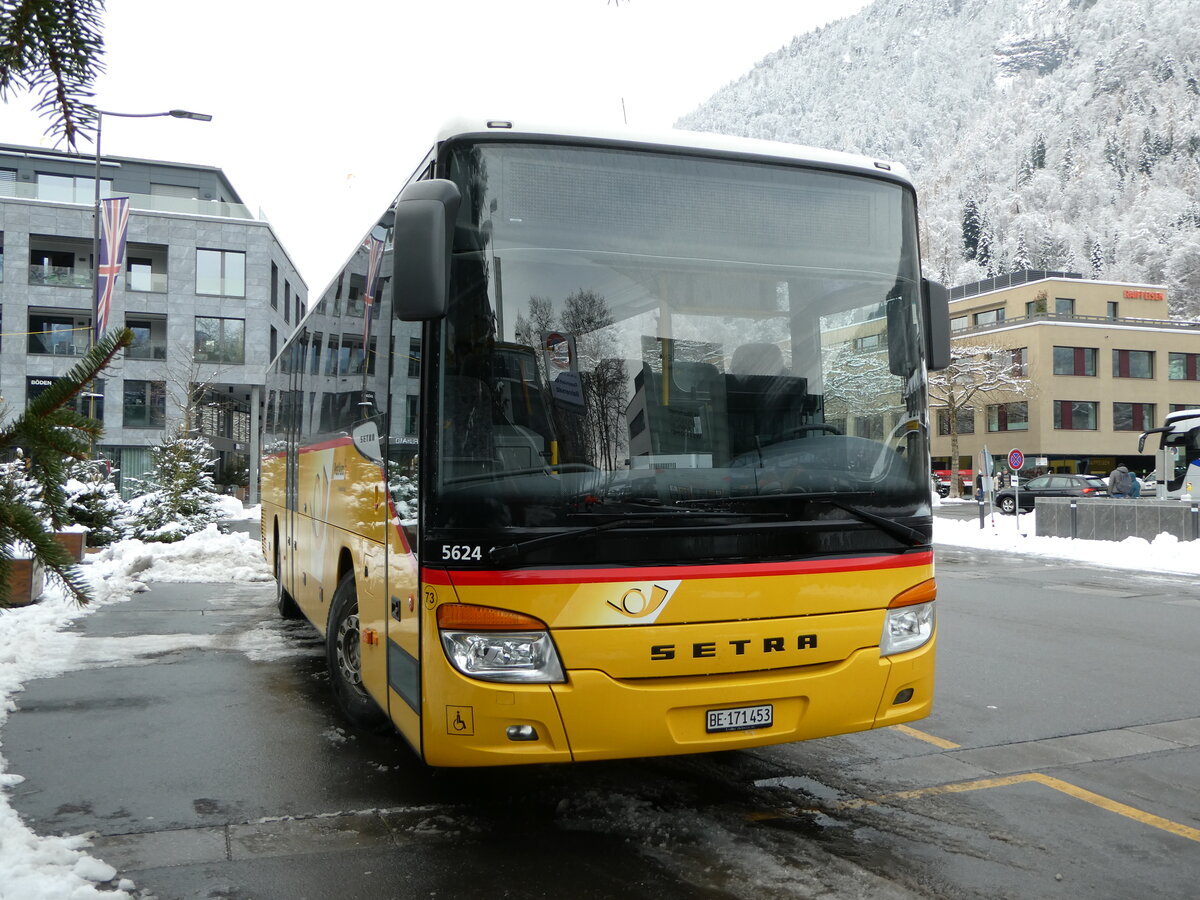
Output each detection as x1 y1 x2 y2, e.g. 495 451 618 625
676 492 928 547
487 510 753 565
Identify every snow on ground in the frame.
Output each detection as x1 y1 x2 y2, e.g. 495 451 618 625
0 505 269 900
1 498 1195 898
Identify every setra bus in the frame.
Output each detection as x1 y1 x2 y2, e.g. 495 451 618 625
1139 407 1200 498
261 119 951 766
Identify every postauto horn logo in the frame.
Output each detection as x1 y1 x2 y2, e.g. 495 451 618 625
607 581 679 621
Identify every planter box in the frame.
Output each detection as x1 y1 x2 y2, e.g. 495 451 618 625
7 558 45 607
54 531 88 562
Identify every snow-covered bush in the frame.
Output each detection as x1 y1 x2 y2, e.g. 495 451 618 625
63 458 129 547
124 429 222 543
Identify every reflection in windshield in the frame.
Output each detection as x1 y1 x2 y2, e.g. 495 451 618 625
431 142 930 543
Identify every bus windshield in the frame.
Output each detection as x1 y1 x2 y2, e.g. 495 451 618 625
428 141 930 561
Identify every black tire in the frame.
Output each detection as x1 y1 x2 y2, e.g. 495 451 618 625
326 571 390 732
998 496 1017 514
274 530 302 620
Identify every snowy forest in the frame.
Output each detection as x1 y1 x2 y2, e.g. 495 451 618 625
679 0 1200 318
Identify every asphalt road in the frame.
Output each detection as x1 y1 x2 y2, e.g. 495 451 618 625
4 528 1199 899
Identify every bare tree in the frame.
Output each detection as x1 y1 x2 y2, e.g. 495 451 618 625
928 344 1034 497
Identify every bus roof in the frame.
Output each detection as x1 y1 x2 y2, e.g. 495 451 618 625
434 117 914 187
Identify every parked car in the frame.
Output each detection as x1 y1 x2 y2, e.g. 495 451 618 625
931 473 950 497
995 474 1109 514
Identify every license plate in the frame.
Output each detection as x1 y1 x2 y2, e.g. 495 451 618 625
706 704 773 733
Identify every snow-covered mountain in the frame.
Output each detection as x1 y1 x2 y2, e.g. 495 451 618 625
680 0 1200 317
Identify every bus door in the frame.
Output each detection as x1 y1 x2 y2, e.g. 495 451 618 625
283 355 303 601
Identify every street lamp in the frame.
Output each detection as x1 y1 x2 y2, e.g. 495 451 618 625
92 108 213 338
89 108 211 440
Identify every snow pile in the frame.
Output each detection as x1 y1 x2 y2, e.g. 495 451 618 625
934 507 1200 576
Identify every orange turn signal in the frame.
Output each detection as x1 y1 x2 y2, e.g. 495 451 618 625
436 603 548 631
889 578 936 609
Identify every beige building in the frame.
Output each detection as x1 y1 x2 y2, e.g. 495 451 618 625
931 270 1200 478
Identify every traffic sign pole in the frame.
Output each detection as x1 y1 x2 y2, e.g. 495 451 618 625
1008 448 1025 532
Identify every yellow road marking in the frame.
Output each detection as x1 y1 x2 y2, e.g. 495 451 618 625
892 724 961 750
875 773 1200 844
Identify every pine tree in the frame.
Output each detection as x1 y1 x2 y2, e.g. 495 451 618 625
1012 232 1032 272
962 199 982 261
0 0 105 147
0 328 132 607
1090 238 1106 278
63 458 129 547
125 428 222 543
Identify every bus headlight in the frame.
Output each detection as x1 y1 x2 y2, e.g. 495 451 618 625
437 603 565 683
880 602 935 656
880 579 936 657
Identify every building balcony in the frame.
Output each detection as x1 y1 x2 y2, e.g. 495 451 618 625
4 181 255 220
952 311 1200 339
29 264 91 288
125 343 167 361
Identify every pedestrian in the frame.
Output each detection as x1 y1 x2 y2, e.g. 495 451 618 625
1109 464 1133 498
1130 471 1142 499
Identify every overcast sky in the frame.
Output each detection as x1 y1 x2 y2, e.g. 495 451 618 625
0 0 872 294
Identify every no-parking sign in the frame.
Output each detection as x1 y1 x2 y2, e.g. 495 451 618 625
1008 448 1025 471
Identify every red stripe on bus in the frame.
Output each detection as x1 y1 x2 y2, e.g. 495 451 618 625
422 551 932 586
298 436 355 453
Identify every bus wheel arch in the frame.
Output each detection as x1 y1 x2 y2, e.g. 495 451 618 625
274 518 301 619
326 569 390 732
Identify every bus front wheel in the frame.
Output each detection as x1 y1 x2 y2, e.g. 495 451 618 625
326 572 390 732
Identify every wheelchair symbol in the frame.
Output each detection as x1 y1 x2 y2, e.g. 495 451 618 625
446 706 473 735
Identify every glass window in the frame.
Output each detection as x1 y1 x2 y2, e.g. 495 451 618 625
950 315 968 332
1055 297 1075 316
36 173 110 204
405 394 419 436
125 315 167 360
309 332 323 374
1107 301 1119 319
408 338 422 377
987 402 1028 432
1112 349 1154 379
973 308 1005 327
271 262 278 308
1053 400 1098 430
194 316 245 364
196 249 246 297
27 375 104 419
937 407 975 435
1113 402 1155 432
1168 352 1199 381
123 380 167 428
1008 347 1028 377
1053 346 1097 376
27 312 86 355
1025 296 1048 316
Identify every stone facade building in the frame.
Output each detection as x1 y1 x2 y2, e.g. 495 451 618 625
0 142 304 500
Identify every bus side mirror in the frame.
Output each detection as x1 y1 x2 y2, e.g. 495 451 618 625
922 278 951 371
392 179 461 321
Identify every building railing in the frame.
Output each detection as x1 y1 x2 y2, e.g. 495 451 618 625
949 270 1083 301
953 311 1200 338
125 343 168 361
3 181 255 220
29 264 91 288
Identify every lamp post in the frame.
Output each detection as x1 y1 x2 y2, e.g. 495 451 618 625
89 108 211 445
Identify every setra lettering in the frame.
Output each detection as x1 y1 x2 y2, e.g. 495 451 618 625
650 634 819 661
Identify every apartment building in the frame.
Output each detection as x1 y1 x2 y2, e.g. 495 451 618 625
0 142 305 499
931 270 1200 478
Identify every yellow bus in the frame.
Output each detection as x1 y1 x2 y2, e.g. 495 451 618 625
261 119 950 766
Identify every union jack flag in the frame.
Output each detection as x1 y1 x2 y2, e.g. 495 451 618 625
95 197 131 340
361 234 385 347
